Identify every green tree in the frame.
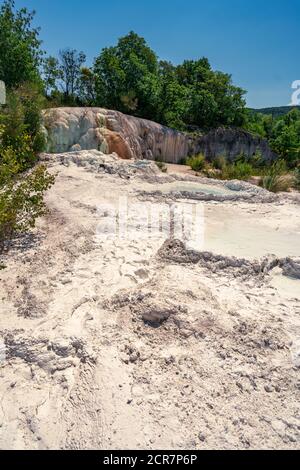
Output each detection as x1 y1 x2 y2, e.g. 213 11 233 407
0 0 43 88
157 61 189 129
94 31 160 118
269 109 300 167
175 59 246 129
245 110 274 138
78 67 96 106
59 48 86 101
0 82 46 161
0 148 54 255
43 56 62 97
0 124 54 255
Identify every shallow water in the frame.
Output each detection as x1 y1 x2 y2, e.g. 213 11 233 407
270 273 300 299
204 206 300 258
196 205 300 259
159 181 234 196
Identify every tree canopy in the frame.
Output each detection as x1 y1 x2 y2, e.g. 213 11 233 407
246 108 300 167
0 0 43 89
94 31 160 119
92 32 246 131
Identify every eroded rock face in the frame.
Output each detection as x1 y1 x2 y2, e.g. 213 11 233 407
42 107 195 163
196 128 276 162
43 107 276 163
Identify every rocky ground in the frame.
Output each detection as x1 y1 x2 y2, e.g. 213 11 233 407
0 151 299 450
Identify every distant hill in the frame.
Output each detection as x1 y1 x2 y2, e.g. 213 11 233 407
249 106 300 118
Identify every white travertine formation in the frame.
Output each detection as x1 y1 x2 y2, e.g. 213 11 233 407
42 107 195 162
43 107 277 163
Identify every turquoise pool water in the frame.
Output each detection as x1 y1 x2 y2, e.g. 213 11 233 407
159 181 234 196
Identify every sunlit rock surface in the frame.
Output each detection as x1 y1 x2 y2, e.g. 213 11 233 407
43 107 276 163
42 107 195 163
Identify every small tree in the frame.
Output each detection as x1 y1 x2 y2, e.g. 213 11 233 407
59 48 86 100
78 67 96 106
0 127 54 255
0 82 46 160
94 31 160 118
43 56 62 97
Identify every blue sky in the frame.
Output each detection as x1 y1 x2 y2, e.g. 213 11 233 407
13 0 300 108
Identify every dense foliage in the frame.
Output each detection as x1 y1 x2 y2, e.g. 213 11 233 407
94 32 160 119
245 108 300 168
0 1 54 256
0 0 43 88
92 32 246 130
250 106 300 118
42 31 246 130
0 122 54 255
182 152 296 193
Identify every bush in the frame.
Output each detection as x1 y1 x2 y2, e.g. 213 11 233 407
187 154 206 172
224 161 254 180
210 160 254 181
0 143 54 255
0 82 46 167
155 160 168 173
212 155 227 170
293 167 300 190
0 123 54 255
260 160 291 193
249 150 265 168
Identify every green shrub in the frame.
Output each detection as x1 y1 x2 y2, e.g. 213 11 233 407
260 160 291 193
0 82 46 167
211 161 254 181
212 155 227 170
224 161 254 180
187 154 206 172
155 160 168 173
0 147 54 255
249 150 265 168
293 167 300 190
0 125 54 255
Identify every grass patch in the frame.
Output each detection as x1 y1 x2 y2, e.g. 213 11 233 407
186 154 206 172
293 167 300 190
260 160 292 193
185 152 297 193
221 161 254 180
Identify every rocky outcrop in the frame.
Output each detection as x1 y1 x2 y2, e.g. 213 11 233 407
42 107 196 163
196 127 276 162
43 107 276 163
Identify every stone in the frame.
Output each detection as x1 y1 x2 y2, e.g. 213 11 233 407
42 107 277 163
198 432 206 442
